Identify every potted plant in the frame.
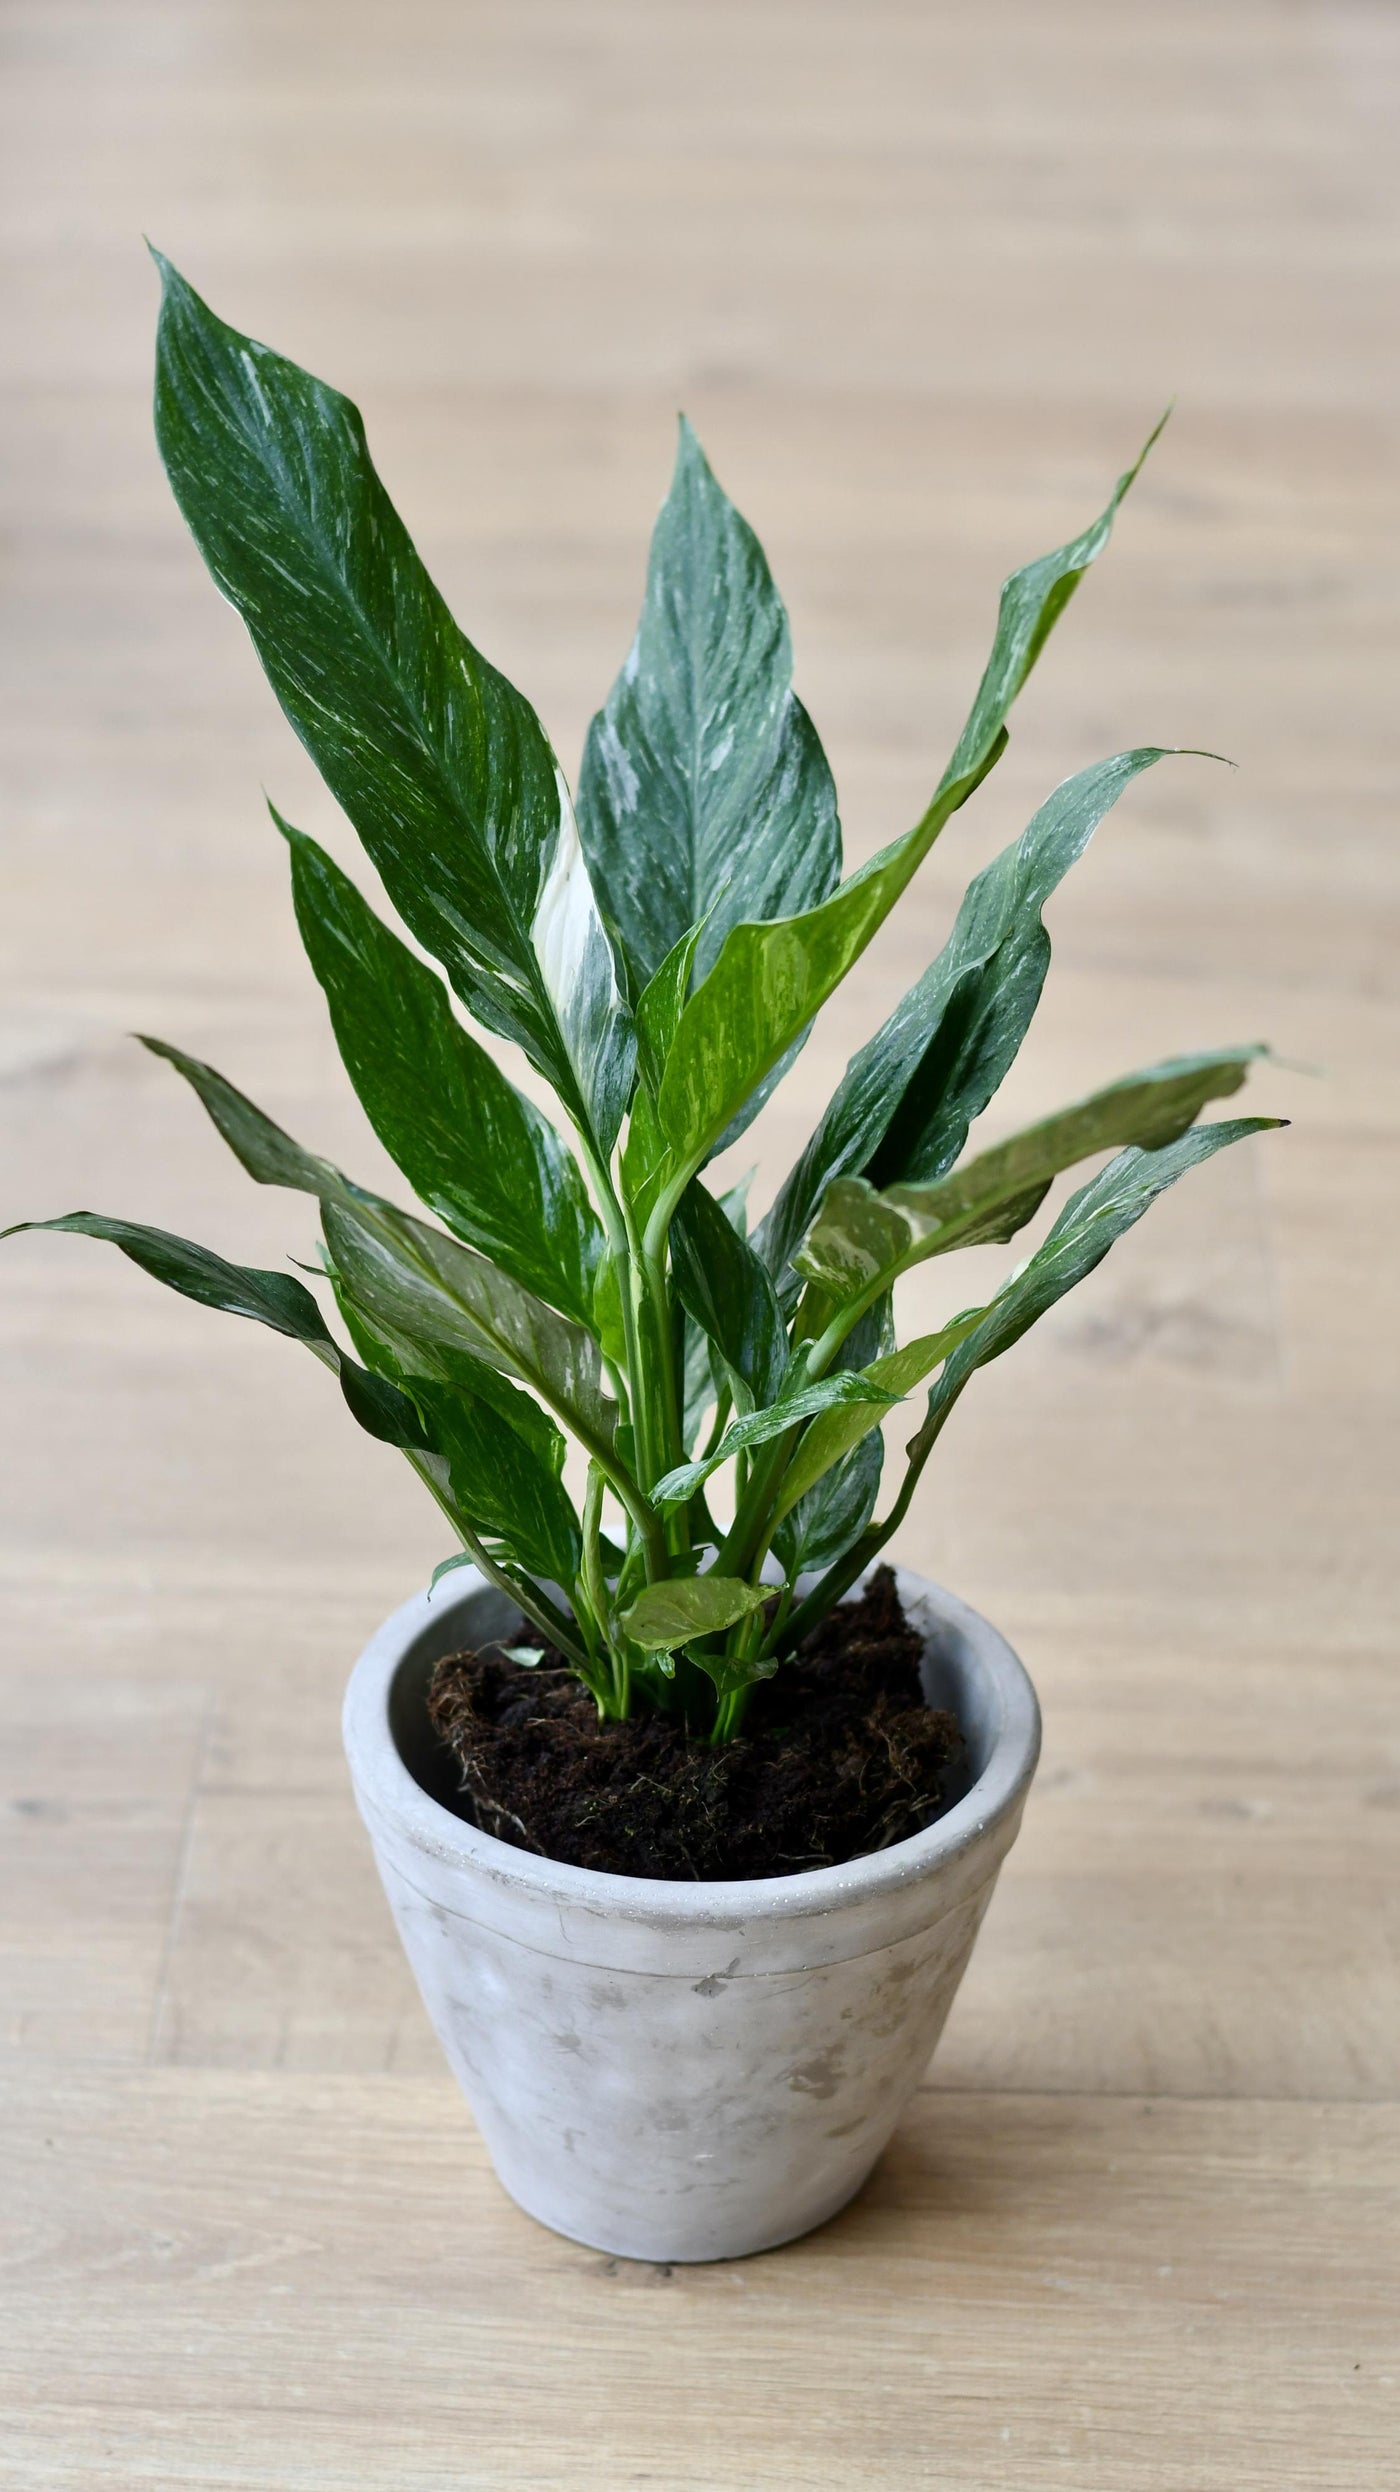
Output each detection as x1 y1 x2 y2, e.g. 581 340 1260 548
7 256 1282 2262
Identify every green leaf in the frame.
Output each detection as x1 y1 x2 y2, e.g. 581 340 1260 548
773 1429 885 1578
918 1118 1283 1443
797 1047 1267 1301
139 1035 350 1201
634 922 703 1095
409 1371 581 1583
589 1249 630 1374
277 810 604 1325
134 1042 601 1474
648 428 1162 1231
759 747 1180 1286
336 1289 581 1585
151 252 633 1147
773 1310 986 1521
648 743 1000 1224
620 1573 767 1651
336 1352 434 1448
793 1182 915 1300
891 1044 1263 1224
430 1551 476 1593
320 1194 617 1460
576 418 842 997
680 1305 720 1455
140 1032 608 1411
652 1369 898 1509
944 410 1169 785
619 1080 670 1237
4 1212 336 1347
670 1176 788 1411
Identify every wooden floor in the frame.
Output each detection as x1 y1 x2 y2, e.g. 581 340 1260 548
3 2 1398 2484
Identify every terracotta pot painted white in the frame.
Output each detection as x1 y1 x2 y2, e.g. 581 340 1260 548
343 1565 1039 2263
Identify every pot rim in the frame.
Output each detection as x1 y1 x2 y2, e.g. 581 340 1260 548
343 1564 1040 1930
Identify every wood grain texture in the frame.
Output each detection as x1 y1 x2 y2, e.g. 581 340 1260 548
1 0 1396 2482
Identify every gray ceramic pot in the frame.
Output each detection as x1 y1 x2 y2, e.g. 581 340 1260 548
342 1565 1039 2262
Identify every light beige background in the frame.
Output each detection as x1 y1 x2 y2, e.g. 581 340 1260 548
2 3 1397 2485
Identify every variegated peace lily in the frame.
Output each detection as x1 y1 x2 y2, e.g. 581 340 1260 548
7 257 1283 1740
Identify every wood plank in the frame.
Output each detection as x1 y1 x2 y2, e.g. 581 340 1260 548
0 1673 208 2064
0 2070 1394 2491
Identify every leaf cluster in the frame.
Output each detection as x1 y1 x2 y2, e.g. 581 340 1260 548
6 258 1283 1741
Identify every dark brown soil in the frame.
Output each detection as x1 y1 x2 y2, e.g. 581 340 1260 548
424 1568 964 1881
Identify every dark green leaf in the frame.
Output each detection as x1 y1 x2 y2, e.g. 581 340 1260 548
335 1288 581 1584
151 252 632 1146
132 1041 605 1505
278 810 604 1325
670 1176 788 1410
337 1352 433 1447
620 1574 767 1651
759 747 1179 1285
773 1429 884 1578
680 1307 719 1455
576 418 842 996
410 1372 581 1583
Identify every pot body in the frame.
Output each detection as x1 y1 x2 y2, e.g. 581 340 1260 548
343 1567 1039 2262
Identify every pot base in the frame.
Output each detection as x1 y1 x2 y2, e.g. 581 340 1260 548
494 2150 877 2265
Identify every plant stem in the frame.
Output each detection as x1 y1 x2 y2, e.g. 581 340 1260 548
580 1461 630 1719
712 1426 798 1581
710 1685 750 1743
619 1182 689 1564
696 1384 733 1464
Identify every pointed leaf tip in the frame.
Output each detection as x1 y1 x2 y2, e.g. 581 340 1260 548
266 796 300 846
147 243 188 303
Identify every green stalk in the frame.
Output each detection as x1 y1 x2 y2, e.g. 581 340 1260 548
710 1686 748 1743
709 1598 774 1744
706 1291 886 1593
580 1461 630 1719
640 1244 687 1482
619 1176 689 1563
573 1140 671 1584
695 1383 733 1465
711 1421 801 1582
